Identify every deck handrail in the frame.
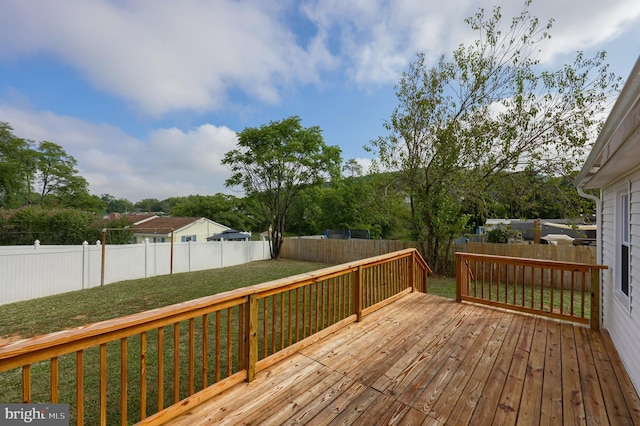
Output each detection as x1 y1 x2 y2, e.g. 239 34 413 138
0 248 429 426
455 252 607 329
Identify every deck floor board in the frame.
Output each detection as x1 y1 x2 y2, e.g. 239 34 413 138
168 293 640 425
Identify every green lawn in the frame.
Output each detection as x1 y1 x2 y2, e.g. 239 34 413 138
0 259 334 341
426 275 457 299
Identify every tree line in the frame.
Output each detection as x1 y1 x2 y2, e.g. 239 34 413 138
0 120 590 248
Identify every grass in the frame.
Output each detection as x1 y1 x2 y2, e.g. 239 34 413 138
426 275 457 299
0 258 334 341
465 278 591 318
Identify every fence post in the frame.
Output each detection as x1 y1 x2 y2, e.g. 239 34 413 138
100 230 105 286
353 265 363 321
590 267 601 330
144 238 150 278
82 241 89 289
245 293 258 382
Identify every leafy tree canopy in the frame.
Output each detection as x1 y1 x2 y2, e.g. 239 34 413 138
0 122 100 212
0 207 133 245
368 1 620 273
170 193 261 232
223 116 342 258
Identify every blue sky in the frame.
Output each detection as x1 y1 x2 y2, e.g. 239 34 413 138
0 0 639 202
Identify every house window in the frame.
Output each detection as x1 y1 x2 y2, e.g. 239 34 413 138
153 237 166 243
617 186 630 302
181 235 196 242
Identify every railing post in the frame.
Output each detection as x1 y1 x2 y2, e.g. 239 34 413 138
246 293 258 382
456 253 463 303
353 265 363 321
423 267 428 293
590 267 601 331
410 252 416 293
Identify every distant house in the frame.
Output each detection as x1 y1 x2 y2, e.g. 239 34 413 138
130 216 231 243
482 218 595 242
575 56 640 393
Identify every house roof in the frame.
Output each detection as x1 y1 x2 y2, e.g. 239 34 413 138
133 217 206 235
123 213 157 225
576 55 640 189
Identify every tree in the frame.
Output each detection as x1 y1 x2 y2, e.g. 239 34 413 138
223 116 342 259
0 124 96 210
368 1 620 273
101 194 135 214
34 141 89 205
0 207 133 245
170 193 260 231
476 170 595 221
135 198 166 213
0 123 37 207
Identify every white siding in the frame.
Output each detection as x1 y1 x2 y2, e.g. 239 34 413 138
601 168 640 392
601 187 615 329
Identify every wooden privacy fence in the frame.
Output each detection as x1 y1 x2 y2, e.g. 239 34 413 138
281 237 418 264
0 249 430 426
282 239 596 272
454 242 596 264
455 252 607 330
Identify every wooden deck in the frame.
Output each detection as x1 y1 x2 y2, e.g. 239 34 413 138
167 293 640 425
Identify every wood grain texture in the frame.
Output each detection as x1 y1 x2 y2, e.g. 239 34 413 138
165 293 640 425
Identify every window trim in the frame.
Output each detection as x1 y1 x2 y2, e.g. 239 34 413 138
615 182 631 311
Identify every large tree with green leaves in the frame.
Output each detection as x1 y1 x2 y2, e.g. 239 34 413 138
368 1 620 273
34 141 87 204
223 116 342 259
0 123 98 210
0 122 37 207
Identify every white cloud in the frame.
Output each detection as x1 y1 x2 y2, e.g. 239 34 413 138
505 0 640 65
0 0 638 117
0 0 335 117
303 0 640 84
0 104 238 201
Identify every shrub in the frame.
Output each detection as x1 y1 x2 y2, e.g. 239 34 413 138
486 224 520 244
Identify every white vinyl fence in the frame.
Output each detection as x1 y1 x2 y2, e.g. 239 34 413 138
0 239 271 306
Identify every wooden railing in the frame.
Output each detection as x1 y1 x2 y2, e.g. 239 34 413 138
455 252 607 329
0 248 429 426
